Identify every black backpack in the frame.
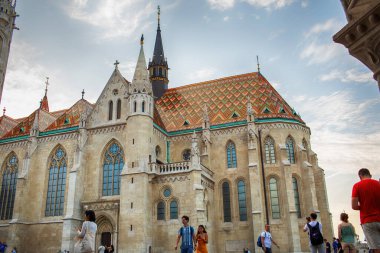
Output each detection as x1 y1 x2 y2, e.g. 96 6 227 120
307 222 324 245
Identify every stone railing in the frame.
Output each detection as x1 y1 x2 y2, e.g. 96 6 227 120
149 161 191 174
201 164 214 177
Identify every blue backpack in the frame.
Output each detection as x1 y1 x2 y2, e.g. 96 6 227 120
257 232 267 247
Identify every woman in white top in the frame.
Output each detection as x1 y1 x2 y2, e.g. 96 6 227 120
74 210 98 253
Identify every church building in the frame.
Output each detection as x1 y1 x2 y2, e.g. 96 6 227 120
0 6 333 253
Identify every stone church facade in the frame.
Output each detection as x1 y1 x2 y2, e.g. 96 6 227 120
0 7 333 253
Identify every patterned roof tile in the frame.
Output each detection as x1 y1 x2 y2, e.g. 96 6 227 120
154 72 304 132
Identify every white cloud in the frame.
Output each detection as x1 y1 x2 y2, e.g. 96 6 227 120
291 90 380 240
208 0 236 10
301 0 308 8
305 19 341 38
319 69 375 84
223 16 230 21
188 68 217 82
63 0 155 40
300 41 343 65
243 0 294 10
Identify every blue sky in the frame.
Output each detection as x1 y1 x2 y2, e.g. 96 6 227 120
2 0 379 241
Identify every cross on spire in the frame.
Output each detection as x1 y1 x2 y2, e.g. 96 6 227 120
45 77 49 96
81 89 85 99
114 60 120 69
2 107 5 116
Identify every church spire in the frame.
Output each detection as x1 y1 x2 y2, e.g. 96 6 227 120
148 5 169 100
40 77 49 112
131 35 151 94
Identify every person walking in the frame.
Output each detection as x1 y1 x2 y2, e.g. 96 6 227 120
338 213 357 253
98 245 106 253
175 215 197 253
333 238 339 253
195 225 208 253
304 212 325 253
260 224 279 253
352 168 380 253
74 210 97 253
325 239 332 253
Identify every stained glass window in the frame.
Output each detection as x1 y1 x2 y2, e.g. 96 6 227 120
157 201 165 220
269 178 280 219
103 142 124 196
45 147 67 216
170 200 178 219
237 180 247 221
292 177 301 218
116 99 121 119
264 136 276 164
108 100 113 120
226 141 237 168
0 153 18 220
222 182 231 222
286 136 296 164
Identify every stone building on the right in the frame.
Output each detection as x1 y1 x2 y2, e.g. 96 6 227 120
333 0 380 91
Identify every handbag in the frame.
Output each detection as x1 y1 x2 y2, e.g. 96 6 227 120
74 222 95 253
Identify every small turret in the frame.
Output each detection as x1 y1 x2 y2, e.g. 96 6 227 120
40 77 50 112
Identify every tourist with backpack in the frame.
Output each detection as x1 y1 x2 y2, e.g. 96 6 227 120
257 224 279 253
175 215 197 253
303 212 325 253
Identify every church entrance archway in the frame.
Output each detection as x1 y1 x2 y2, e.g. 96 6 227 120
96 215 115 249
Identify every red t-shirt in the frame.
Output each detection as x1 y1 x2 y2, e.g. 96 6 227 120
352 178 380 224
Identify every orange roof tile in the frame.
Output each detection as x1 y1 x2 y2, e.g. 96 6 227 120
44 99 94 131
154 72 304 132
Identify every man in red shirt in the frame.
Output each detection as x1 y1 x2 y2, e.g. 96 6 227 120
352 168 380 252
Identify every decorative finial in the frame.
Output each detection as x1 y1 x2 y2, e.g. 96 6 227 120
256 55 260 74
114 60 120 69
2 107 5 116
45 77 49 96
140 34 144 45
81 89 85 99
157 5 161 28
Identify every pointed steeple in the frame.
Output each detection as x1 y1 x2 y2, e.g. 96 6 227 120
131 35 152 94
40 77 49 112
148 5 169 99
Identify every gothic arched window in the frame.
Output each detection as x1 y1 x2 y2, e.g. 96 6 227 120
264 136 276 164
0 153 18 220
182 149 191 161
45 147 67 217
116 99 121 119
292 177 301 218
222 181 232 222
237 180 247 221
269 178 280 219
286 136 296 164
226 141 237 168
108 100 113 120
142 101 145 113
170 200 178 219
157 201 165 220
133 101 137 113
102 142 124 196
159 68 163 76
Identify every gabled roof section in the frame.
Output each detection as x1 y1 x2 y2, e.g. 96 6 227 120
155 72 304 132
0 115 18 138
44 99 94 131
2 109 58 139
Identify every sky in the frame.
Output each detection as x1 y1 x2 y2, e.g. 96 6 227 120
1 0 379 243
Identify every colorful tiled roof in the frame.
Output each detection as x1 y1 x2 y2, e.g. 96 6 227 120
0 115 18 138
44 99 94 131
2 109 57 139
155 72 304 132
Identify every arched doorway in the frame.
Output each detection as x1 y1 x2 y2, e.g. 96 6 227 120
96 215 114 249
